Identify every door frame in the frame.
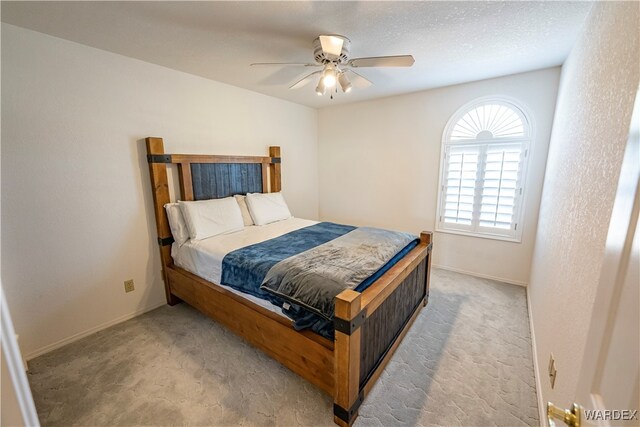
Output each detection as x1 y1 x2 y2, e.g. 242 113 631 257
1 284 40 426
575 88 640 419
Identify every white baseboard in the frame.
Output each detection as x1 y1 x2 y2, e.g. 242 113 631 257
432 264 528 287
24 300 166 361
526 288 546 427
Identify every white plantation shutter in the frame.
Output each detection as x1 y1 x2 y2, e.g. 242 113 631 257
437 98 532 241
442 145 479 227
479 144 522 231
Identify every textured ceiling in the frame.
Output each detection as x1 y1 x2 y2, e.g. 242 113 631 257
1 1 592 108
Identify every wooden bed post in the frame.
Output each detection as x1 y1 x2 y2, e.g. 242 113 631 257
146 137 180 305
334 289 363 427
420 231 433 306
178 162 194 201
269 146 282 192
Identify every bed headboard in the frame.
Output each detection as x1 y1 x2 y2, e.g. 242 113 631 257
190 163 264 200
145 137 281 302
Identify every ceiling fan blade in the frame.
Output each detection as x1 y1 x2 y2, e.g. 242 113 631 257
250 62 320 67
348 55 415 68
344 69 372 89
319 35 344 58
289 71 322 89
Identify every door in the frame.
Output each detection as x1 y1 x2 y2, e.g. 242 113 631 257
562 90 640 427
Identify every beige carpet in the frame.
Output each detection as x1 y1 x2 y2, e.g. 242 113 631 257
27 269 539 426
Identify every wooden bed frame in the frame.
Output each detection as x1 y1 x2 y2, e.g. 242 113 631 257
145 137 433 426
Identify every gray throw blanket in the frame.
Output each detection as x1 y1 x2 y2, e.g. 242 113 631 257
260 227 416 320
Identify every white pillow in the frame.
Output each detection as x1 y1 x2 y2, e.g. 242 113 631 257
234 194 254 227
245 192 292 226
178 197 244 240
164 203 190 246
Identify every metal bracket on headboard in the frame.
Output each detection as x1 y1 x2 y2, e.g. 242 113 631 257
147 154 173 164
271 157 281 163
157 236 175 246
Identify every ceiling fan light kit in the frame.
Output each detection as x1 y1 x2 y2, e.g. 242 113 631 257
251 34 415 98
338 72 352 93
322 63 337 88
315 79 326 96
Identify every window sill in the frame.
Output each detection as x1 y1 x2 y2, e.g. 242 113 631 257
435 227 522 243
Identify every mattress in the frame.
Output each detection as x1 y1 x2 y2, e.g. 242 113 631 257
172 217 318 317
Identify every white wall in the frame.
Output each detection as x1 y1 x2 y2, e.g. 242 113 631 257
318 68 560 285
1 24 318 359
528 2 639 413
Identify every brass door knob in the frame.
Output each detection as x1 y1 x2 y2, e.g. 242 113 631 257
547 402 582 427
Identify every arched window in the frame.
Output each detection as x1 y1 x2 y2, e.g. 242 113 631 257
436 97 533 241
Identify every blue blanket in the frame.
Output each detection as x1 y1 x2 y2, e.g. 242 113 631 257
262 227 418 320
221 222 355 300
221 222 417 338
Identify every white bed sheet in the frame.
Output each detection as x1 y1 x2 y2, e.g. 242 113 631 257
172 217 318 316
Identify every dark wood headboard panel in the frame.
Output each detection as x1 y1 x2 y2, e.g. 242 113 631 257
191 163 264 200
144 137 282 304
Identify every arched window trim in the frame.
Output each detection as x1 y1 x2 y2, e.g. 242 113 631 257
436 96 535 242
443 95 534 143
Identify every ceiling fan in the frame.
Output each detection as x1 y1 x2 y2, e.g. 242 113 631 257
250 35 415 97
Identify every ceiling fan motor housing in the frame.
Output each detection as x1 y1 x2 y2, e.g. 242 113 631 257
313 35 351 64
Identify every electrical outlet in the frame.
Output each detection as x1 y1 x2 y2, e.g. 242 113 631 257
548 353 557 389
124 279 135 293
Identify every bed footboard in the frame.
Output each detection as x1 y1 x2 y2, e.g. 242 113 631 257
333 232 432 426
